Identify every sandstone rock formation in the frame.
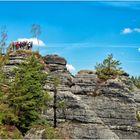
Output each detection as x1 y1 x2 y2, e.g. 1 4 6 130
24 126 47 139
4 52 140 139
43 54 140 139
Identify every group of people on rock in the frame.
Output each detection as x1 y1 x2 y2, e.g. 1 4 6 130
9 41 33 52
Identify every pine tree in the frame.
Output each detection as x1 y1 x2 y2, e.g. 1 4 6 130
8 55 48 134
131 76 140 89
95 54 123 80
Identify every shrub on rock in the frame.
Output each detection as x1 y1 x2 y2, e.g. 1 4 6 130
95 54 124 80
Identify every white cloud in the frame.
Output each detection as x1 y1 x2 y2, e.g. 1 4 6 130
66 64 76 73
17 38 46 47
138 48 140 52
122 27 140 34
134 28 140 33
122 28 133 34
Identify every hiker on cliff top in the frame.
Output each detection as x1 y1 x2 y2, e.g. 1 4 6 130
27 42 33 50
8 41 33 53
15 42 20 50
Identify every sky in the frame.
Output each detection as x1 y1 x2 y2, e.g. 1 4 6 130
0 1 140 75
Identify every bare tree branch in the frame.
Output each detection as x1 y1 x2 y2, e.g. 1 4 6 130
31 24 41 45
0 26 8 54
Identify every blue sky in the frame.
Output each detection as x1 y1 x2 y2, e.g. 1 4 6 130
0 1 140 76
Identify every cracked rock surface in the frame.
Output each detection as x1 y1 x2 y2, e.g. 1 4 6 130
4 53 140 139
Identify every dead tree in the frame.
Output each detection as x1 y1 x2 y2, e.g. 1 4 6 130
30 24 41 45
0 26 8 54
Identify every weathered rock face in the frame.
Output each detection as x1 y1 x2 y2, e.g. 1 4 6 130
91 77 140 139
43 55 74 90
43 55 67 72
24 126 47 139
4 53 140 139
4 53 26 80
71 70 98 95
44 55 67 65
43 54 140 139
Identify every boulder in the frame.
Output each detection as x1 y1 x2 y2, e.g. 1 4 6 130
24 126 47 139
43 55 67 65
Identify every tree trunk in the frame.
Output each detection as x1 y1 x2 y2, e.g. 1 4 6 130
53 87 57 128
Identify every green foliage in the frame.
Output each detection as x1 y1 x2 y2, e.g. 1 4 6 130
0 55 6 97
42 92 53 112
57 100 67 119
57 100 67 109
7 55 48 134
0 52 62 138
95 54 124 80
0 113 5 125
0 125 23 139
53 77 60 88
31 118 49 127
0 55 15 125
45 126 61 139
0 52 63 138
131 76 140 89
0 103 19 125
